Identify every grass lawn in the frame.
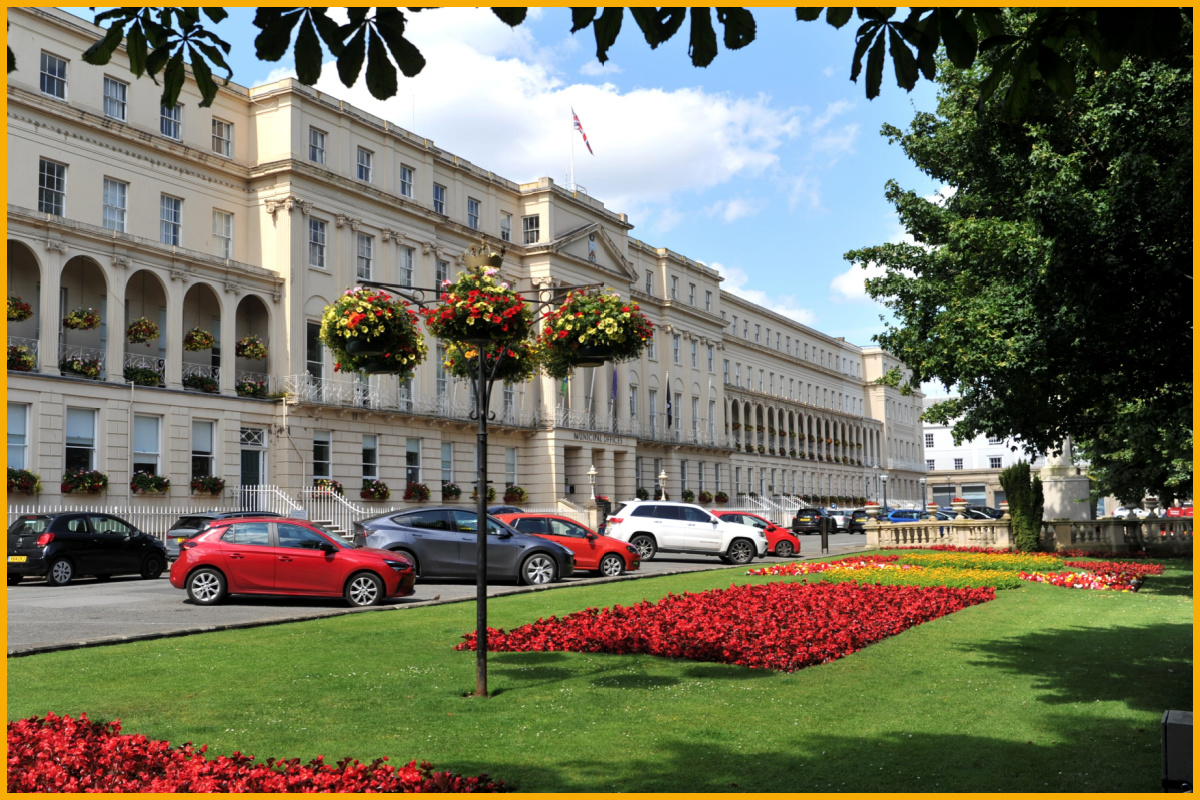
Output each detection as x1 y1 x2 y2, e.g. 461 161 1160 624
7 555 1192 792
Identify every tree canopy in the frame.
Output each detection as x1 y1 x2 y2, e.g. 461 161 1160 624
847 13 1192 502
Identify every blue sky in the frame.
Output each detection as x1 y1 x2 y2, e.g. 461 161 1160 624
71 7 942 348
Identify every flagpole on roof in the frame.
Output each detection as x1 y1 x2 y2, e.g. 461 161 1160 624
569 106 575 191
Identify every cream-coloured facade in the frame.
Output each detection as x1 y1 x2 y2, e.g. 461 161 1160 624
6 7 926 510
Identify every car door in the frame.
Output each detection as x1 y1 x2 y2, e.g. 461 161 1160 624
651 505 687 549
546 518 594 568
450 510 521 579
682 507 723 551
50 515 101 571
88 516 143 575
273 522 342 595
395 509 457 576
216 522 275 591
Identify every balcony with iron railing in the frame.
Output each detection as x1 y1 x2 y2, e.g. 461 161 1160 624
7 336 39 373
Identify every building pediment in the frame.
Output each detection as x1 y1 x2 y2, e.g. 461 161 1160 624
548 223 637 283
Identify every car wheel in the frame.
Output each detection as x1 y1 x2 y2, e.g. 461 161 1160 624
345 572 384 607
8 575 23 586
725 538 755 565
186 568 227 605
390 548 420 578
630 534 657 560
598 553 625 577
520 553 557 585
46 558 74 587
140 554 165 580
774 540 795 559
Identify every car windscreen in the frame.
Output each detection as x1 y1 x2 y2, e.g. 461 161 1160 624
8 516 51 535
169 516 212 531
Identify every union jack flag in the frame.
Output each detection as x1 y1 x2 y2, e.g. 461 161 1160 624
571 107 594 155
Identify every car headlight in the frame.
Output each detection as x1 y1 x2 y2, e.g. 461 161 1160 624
626 545 639 555
383 559 411 573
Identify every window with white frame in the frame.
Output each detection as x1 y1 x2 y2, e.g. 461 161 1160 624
435 345 447 397
715 463 722 492
356 233 373 280
132 415 161 475
313 431 331 478
40 52 67 98
362 434 379 479
308 127 326 164
708 400 716 438
754 324 761 343
673 393 681 432
672 335 680 364
211 118 232 157
38 159 66 216
743 320 749 339
670 275 678 300
690 340 697 368
735 466 742 493
954 458 964 471
691 396 699 436
400 246 414 287
505 447 518 486
723 359 729 383
436 259 449 285
688 283 696 305
103 76 127 121
400 164 414 198
924 433 935 448
160 104 181 139
644 268 653 295
102 178 127 232
707 345 714 372
405 438 421 484
500 213 512 242
433 183 446 215
305 321 323 380
467 197 480 230
989 456 1002 469
440 442 454 483
648 390 658 432
160 194 182 245
731 314 737 333
734 362 740 387
356 147 373 182
308 218 327 268
522 214 540 244
987 435 1003 445
65 408 97 472
704 290 712 311
8 403 29 469
646 335 656 360
191 420 214 480
628 385 638 419
681 460 688 490
926 459 935 470
212 210 233 259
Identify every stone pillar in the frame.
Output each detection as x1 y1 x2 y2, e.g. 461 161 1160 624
38 243 64 375
613 449 636 501
1039 437 1093 521
164 277 186 389
596 446 616 501
219 295 237 395
104 268 127 384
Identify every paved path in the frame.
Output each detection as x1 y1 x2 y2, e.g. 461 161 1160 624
7 534 866 656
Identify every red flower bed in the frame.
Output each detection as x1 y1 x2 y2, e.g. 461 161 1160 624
1055 548 1155 559
456 581 994 672
746 555 899 576
884 545 1010 554
1019 570 1144 592
1064 560 1164 576
7 712 509 793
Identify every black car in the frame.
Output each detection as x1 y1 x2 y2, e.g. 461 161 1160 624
791 507 837 535
165 511 283 560
847 509 869 534
8 513 168 586
352 507 575 585
487 505 526 515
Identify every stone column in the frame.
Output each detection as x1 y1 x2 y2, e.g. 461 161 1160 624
219 293 237 395
104 267 127 384
164 276 186 389
38 242 65 375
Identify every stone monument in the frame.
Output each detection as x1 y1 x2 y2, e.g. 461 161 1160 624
1039 437 1093 521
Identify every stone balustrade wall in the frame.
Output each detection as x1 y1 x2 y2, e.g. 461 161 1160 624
866 515 1192 555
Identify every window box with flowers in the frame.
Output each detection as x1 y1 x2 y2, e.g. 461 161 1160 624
8 468 42 496
471 485 497 502
236 378 269 398
63 307 101 330
767 427 776 435
183 328 216 351
635 487 649 500
8 344 36 372
503 485 528 504
123 365 163 387
131 472 170 495
182 374 219 393
756 425 766 433
403 482 431 502
126 317 159 344
422 267 533 347
442 481 462 500
538 288 653 379
320 288 427 376
313 478 344 495
443 340 539 385
59 355 102 380
731 422 741 431
681 489 696 503
361 478 390 501
789 448 797 457
757 445 765 454
62 469 108 495
190 475 225 496
698 489 713 504
8 295 33 322
235 335 268 360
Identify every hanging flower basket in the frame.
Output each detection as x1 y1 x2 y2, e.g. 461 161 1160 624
320 288 427 377
8 468 42 495
313 478 344 496
62 469 108 495
503 485 528 504
182 374 219 393
59 355 102 380
8 296 33 322
183 328 216 351
361 479 390 501
422 267 533 347
131 472 170 495
403 482 431 502
443 340 540 385
235 378 269 398
126 317 159 344
63 307 101 330
190 475 225 496
8 345 36 372
538 289 654 380
442 481 462 500
235 335 268 360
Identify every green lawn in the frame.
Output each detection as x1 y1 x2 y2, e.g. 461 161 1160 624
7 556 1192 792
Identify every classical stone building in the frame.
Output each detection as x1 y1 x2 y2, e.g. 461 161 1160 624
6 7 926 511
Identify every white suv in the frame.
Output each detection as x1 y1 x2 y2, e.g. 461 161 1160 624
605 501 768 565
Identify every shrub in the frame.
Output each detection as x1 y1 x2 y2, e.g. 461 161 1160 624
130 472 170 494
123 365 163 386
635 487 649 500
404 482 432 502
313 478 344 496
182 374 219 393
190 475 225 495
361 479 390 501
999 461 1043 552
503 485 528 504
62 469 108 495
7 468 42 495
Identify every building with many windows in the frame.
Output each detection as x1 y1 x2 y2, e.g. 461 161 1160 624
6 7 927 512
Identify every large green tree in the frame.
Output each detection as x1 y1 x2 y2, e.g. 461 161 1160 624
847 16 1192 503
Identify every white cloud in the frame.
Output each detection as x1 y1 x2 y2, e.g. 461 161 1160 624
822 65 836 78
704 197 764 223
787 173 822 211
579 60 622 76
830 261 888 303
707 261 817 326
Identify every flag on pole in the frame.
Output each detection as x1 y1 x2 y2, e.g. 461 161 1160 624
571 107 594 155
665 371 673 428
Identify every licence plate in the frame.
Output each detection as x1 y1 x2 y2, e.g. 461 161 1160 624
8 556 27 563
177 537 186 543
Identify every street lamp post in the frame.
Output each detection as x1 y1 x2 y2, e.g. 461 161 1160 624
880 473 889 514
587 463 598 502
920 477 927 508
658 469 668 501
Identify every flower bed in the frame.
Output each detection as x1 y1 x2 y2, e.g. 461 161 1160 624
898 551 1064 572
821 566 1026 590
456 581 994 672
884 545 1010 554
1019 570 1144 592
7 712 509 793
746 555 900 576
1063 560 1164 577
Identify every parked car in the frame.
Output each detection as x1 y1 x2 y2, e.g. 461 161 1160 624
487 505 526 515
885 509 925 523
847 509 869 534
1112 506 1152 519
165 511 283 561
824 508 850 532
352 507 575 585
8 512 168 586
790 507 837 535
604 501 768 564
169 516 415 607
968 505 1003 519
495 513 640 577
711 511 801 558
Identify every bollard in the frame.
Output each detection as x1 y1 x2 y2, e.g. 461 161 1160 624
820 515 829 555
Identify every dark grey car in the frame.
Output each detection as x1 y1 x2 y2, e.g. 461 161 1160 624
352 507 575 585
165 511 282 560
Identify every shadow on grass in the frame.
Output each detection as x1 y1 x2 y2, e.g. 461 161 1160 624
961 622 1192 712
1138 573 1193 597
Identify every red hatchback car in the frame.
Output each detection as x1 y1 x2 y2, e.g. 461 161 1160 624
495 514 641 577
712 511 801 559
169 517 415 607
